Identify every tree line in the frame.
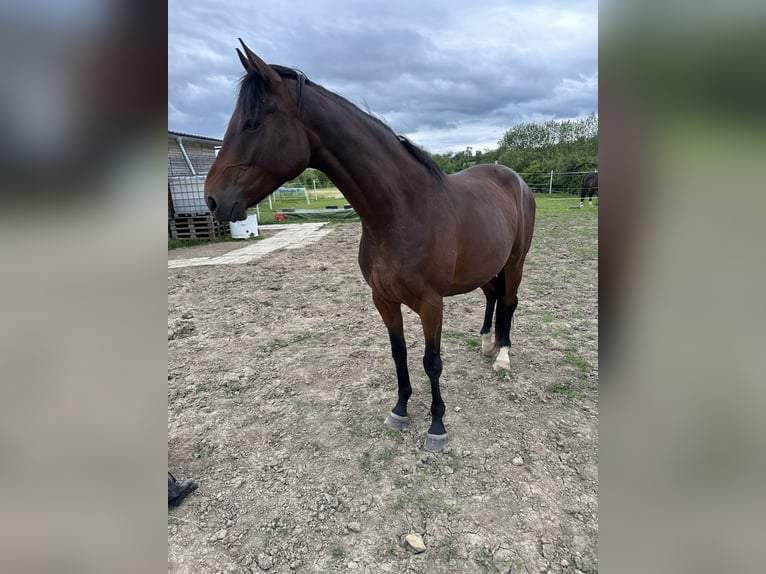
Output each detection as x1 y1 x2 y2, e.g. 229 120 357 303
432 113 598 194
285 114 598 194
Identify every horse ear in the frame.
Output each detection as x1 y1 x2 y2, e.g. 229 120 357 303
236 48 251 71
237 38 282 87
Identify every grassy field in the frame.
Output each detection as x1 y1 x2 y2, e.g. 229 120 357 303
248 187 348 223
254 187 595 220
168 187 597 249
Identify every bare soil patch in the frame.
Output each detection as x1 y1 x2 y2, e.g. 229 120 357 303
168 214 597 573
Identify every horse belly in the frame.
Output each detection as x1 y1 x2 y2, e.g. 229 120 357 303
446 234 513 296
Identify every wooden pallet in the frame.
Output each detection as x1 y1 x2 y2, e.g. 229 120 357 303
169 215 228 240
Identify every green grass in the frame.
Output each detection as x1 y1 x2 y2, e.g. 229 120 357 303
382 427 404 443
251 190 593 222
435 535 460 562
269 517 294 538
446 450 462 473
291 331 319 344
169 191 593 248
443 330 482 351
258 331 320 352
250 187 354 223
551 325 575 340
191 444 214 459
533 193 598 214
258 338 290 352
548 379 589 399
549 345 592 399
475 548 501 573
390 489 459 513
168 236 242 250
359 452 377 476
169 190 595 253
329 544 346 560
563 348 590 378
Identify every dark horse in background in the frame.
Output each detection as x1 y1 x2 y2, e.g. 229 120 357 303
205 41 536 451
580 170 598 207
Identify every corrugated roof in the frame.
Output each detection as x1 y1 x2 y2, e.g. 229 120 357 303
168 130 223 145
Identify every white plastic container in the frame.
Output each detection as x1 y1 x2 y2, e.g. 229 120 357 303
229 214 259 239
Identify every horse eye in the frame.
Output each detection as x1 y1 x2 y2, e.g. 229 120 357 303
243 118 259 131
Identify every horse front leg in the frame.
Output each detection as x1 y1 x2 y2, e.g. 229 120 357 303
372 292 412 431
418 298 448 452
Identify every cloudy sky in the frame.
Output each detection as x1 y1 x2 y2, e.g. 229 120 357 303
168 0 597 154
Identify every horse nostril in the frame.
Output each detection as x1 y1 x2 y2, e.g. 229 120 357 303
206 196 217 213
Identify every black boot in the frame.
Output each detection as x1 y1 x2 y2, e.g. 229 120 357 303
168 472 198 507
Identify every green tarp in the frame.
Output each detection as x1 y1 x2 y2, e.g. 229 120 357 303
278 208 359 220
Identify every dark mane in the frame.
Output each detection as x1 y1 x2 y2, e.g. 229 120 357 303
396 135 444 181
237 66 445 182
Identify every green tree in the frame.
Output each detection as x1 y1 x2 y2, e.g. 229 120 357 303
497 114 598 193
289 114 597 193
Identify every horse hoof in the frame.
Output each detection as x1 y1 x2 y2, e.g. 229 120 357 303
492 360 511 371
423 433 448 452
493 346 511 371
384 412 408 430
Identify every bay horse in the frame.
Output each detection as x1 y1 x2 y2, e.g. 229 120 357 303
580 170 598 206
205 40 536 451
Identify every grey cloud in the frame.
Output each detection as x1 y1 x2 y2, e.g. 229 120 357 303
168 0 597 153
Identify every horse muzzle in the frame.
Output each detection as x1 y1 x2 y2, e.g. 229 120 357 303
205 192 248 222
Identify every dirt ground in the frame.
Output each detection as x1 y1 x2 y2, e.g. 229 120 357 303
168 213 598 573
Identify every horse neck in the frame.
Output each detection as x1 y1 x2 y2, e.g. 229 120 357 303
302 88 433 234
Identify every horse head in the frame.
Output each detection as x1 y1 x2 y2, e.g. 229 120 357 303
204 40 311 222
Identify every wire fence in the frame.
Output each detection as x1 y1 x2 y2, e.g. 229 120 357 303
517 170 598 195
281 170 598 196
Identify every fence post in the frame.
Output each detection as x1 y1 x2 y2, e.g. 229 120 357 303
549 170 554 194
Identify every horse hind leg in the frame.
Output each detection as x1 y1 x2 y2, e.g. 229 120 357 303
479 277 501 356
492 265 522 372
